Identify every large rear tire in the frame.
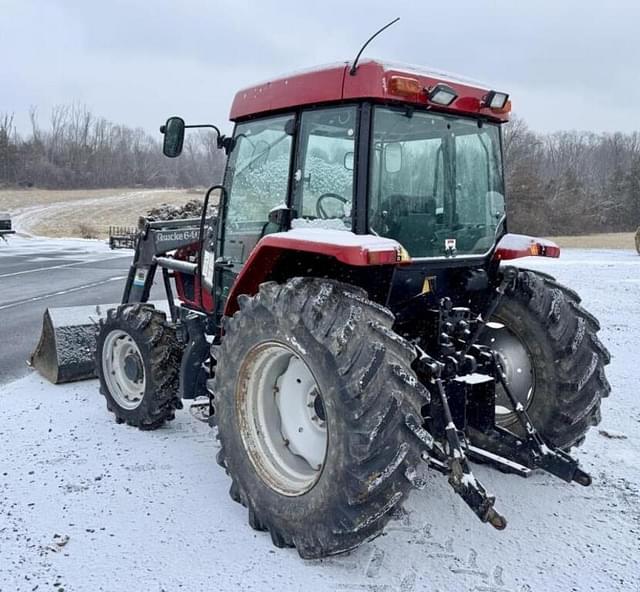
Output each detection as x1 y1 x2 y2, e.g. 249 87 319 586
212 278 428 559
479 269 610 449
96 303 182 430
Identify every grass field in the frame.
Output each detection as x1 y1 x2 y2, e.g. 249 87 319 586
0 187 200 238
545 232 636 250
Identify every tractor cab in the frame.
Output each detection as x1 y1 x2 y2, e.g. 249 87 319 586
221 60 510 253
222 98 506 259
162 60 519 322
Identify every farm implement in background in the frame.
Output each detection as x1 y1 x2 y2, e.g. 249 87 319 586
109 226 138 250
0 212 15 241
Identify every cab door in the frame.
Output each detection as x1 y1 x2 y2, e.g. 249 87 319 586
215 113 295 317
292 106 357 229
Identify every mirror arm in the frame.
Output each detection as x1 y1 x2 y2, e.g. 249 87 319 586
185 123 221 134
183 124 234 155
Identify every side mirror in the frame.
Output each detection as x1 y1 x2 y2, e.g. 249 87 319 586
383 143 403 173
343 152 354 171
160 116 185 158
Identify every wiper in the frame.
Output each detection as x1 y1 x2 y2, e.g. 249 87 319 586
237 133 290 177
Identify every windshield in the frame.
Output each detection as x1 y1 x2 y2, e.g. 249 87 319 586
225 115 294 230
369 106 505 258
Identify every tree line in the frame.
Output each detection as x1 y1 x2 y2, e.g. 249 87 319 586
1 105 639 235
504 116 640 235
0 105 225 190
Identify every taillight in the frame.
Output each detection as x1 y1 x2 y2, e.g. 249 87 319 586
366 246 412 265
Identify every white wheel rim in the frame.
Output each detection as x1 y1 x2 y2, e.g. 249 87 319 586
102 329 146 410
236 342 328 497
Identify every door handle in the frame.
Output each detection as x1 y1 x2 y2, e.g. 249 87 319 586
214 257 234 269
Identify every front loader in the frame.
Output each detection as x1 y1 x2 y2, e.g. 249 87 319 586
35 58 610 558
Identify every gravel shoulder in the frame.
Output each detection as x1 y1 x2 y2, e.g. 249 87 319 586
0 248 638 592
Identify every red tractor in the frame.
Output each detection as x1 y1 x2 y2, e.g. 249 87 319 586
94 59 610 558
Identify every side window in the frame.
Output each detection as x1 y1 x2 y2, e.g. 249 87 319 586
455 133 488 224
293 107 356 228
223 114 294 263
454 130 504 226
368 107 447 241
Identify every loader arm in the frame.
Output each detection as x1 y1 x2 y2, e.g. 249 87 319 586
122 216 215 309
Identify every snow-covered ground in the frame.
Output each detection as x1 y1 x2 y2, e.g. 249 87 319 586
1 235 117 259
1 249 638 592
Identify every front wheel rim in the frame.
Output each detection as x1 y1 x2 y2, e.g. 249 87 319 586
102 329 146 410
236 342 328 497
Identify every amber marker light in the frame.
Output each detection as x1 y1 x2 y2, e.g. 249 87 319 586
389 76 423 98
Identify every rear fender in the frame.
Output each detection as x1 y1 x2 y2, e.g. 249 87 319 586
223 229 409 316
493 233 560 261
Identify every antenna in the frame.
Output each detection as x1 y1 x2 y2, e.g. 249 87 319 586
349 17 400 76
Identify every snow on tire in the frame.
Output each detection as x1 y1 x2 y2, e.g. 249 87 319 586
212 278 429 559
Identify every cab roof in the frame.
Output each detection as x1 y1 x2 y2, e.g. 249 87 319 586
229 59 510 123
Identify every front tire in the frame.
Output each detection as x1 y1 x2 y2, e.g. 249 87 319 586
479 269 610 449
96 303 182 430
213 278 428 559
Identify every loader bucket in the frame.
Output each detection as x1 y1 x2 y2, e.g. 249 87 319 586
30 301 171 384
30 305 111 384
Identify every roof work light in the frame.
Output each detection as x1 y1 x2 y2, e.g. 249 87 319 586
427 83 458 106
483 90 510 110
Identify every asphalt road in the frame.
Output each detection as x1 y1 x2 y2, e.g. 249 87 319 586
0 238 153 385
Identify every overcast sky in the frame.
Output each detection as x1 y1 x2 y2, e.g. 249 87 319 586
2 0 639 137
